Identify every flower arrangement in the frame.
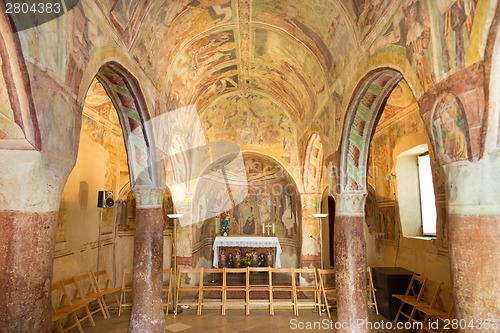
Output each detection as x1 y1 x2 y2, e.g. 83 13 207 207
240 252 253 267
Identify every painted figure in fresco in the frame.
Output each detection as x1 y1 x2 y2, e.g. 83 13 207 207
235 248 241 268
434 94 469 164
243 215 256 235
219 249 226 268
227 253 235 268
438 0 477 70
369 0 433 90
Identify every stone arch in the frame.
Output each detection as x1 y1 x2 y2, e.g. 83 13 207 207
340 68 403 193
94 62 161 188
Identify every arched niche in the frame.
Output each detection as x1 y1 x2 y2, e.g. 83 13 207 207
191 152 302 268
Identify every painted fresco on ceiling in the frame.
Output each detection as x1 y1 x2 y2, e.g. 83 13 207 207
202 93 297 158
252 28 326 118
252 0 357 79
131 0 235 86
166 30 238 111
110 0 153 46
316 91 343 141
193 152 301 239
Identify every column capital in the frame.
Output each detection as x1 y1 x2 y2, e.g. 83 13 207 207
334 192 367 216
132 187 164 208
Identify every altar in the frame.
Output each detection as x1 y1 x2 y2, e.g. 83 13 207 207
212 236 282 268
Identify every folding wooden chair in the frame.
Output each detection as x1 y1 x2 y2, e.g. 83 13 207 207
91 270 121 318
53 278 96 332
270 267 295 315
176 267 203 315
294 267 321 316
118 268 133 316
317 268 337 318
392 273 428 323
199 268 225 315
162 268 173 314
366 267 379 315
51 281 85 333
223 267 248 314
73 273 108 319
417 284 455 333
247 266 272 315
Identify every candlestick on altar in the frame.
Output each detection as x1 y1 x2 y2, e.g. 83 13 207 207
272 223 275 236
265 223 272 236
262 223 265 236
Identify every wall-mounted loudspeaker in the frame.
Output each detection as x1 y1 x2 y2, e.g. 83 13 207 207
97 191 114 208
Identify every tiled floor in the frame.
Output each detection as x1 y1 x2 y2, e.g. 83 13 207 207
69 308 419 333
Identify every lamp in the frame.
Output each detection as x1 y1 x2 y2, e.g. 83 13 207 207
311 213 328 269
167 213 183 314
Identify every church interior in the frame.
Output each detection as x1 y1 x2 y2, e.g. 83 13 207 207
1 0 500 332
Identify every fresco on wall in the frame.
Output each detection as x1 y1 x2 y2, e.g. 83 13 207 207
432 93 470 164
369 0 434 91
192 152 302 246
427 0 478 78
303 133 324 194
0 10 40 149
202 93 297 160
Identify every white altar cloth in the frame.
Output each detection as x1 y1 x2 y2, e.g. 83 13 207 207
212 236 282 268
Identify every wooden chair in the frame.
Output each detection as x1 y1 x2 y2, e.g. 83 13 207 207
51 281 85 333
176 267 203 315
223 267 248 314
366 267 379 315
199 268 225 315
247 266 273 315
270 267 295 315
52 278 96 332
294 267 321 316
73 272 108 319
162 268 173 314
317 268 337 318
118 268 133 316
91 270 121 318
392 273 428 323
417 284 455 333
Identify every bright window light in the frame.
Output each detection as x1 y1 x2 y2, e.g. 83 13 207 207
418 153 437 235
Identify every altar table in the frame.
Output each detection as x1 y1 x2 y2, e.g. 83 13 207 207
212 236 282 268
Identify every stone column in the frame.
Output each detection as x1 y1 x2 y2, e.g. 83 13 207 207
444 160 500 332
334 193 369 333
0 211 57 332
129 188 165 333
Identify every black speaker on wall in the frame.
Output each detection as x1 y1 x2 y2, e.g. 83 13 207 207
97 191 114 208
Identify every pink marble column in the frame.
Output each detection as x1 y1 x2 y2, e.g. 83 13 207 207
0 211 57 333
129 188 165 333
448 215 500 331
334 194 369 333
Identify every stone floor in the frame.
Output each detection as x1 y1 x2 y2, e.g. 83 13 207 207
67 307 420 333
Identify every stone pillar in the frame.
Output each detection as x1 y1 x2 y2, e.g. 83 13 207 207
444 161 500 332
334 193 369 333
129 188 165 333
0 211 57 332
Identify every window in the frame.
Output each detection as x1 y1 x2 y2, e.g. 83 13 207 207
396 144 437 237
417 153 437 235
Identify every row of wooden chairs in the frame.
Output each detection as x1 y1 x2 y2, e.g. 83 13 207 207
392 273 455 333
51 270 120 333
166 266 378 318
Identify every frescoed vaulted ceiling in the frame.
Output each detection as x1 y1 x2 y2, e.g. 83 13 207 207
76 0 427 178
